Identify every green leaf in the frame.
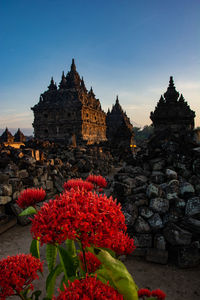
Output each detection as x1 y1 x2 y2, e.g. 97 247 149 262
65 239 76 257
19 206 37 216
58 245 77 280
93 248 138 300
30 239 40 259
46 244 57 272
46 264 63 298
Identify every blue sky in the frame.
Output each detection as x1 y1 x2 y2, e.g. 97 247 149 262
0 0 199 134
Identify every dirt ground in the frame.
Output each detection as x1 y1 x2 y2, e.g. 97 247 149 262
0 224 200 300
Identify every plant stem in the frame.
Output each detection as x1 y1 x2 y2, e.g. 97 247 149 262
81 243 88 274
18 293 26 300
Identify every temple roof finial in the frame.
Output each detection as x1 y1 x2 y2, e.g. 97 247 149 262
116 95 119 104
164 76 179 102
48 77 57 91
71 58 76 71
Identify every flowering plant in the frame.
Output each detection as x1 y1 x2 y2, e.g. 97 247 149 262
0 175 166 299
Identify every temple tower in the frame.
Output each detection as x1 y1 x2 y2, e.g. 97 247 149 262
150 76 195 132
31 59 107 144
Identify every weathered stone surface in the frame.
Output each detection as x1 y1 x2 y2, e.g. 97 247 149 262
18 169 29 178
180 182 195 197
154 234 166 250
185 197 200 216
149 198 169 214
0 196 12 205
151 171 165 184
146 248 168 264
148 213 163 230
46 180 54 191
0 184 12 196
114 182 131 197
134 216 151 233
166 169 177 180
181 217 200 234
134 234 152 248
0 173 9 184
134 175 148 186
139 206 154 219
163 223 192 246
146 183 161 199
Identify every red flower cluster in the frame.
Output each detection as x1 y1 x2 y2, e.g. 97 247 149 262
63 178 94 192
54 275 123 300
86 175 107 190
138 288 166 299
17 188 46 209
0 254 43 299
79 251 101 273
31 188 134 255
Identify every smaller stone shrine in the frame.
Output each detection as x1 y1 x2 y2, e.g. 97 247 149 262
150 76 195 133
0 128 14 143
14 128 26 142
106 96 135 148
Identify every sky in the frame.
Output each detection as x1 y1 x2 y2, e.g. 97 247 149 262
0 0 200 135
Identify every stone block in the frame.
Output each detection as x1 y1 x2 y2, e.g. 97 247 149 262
134 216 151 233
146 248 168 264
19 169 29 178
0 196 12 205
146 183 161 199
166 169 177 180
151 171 165 184
180 182 195 197
149 198 169 214
0 217 17 234
185 197 200 216
134 234 152 248
139 206 154 219
148 213 163 230
46 180 54 191
0 173 9 184
163 223 192 246
154 234 166 250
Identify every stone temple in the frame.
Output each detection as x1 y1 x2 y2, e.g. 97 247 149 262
106 96 134 148
32 59 107 144
150 76 195 132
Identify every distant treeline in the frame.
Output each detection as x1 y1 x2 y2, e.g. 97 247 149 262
133 125 154 143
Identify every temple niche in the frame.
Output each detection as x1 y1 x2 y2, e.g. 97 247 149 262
150 76 195 133
106 96 135 148
31 59 107 144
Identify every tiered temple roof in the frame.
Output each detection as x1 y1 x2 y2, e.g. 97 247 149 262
150 76 195 131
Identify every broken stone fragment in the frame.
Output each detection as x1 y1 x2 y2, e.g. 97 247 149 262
134 216 151 233
185 196 200 216
149 197 169 214
163 223 192 246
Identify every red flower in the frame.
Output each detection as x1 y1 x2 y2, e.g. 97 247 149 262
0 254 43 299
86 175 107 189
54 275 123 299
79 251 101 273
63 178 94 192
138 288 151 298
16 188 46 209
151 289 166 300
31 187 135 255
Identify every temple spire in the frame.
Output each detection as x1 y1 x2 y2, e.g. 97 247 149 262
116 95 119 105
59 71 67 89
81 77 87 93
48 77 57 91
71 58 76 72
164 76 179 102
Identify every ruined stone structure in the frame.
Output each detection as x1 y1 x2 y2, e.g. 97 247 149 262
14 129 26 142
32 59 107 144
0 128 14 143
150 76 195 132
106 96 135 148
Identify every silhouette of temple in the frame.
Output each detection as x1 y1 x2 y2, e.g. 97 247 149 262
150 76 195 132
32 59 107 144
106 96 135 147
0 128 26 143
